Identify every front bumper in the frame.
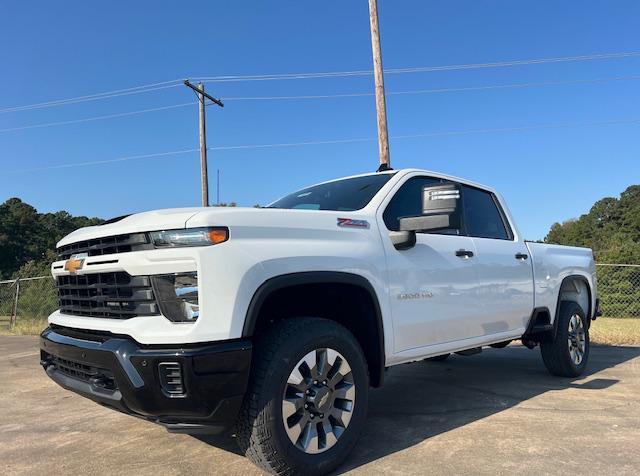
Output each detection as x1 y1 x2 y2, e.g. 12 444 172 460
40 326 251 434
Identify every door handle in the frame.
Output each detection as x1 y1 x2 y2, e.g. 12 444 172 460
515 253 528 260
455 249 474 258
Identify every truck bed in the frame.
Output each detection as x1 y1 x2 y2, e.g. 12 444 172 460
525 242 597 321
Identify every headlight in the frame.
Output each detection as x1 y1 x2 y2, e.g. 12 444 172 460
151 272 199 322
150 227 228 248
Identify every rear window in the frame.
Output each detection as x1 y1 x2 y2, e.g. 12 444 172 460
462 186 511 240
269 173 394 211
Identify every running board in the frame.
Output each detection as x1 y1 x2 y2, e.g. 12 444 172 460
455 347 482 356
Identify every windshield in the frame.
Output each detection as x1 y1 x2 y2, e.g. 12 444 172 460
268 173 395 211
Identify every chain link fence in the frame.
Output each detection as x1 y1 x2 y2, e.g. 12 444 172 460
0 276 58 330
0 263 639 331
595 264 640 318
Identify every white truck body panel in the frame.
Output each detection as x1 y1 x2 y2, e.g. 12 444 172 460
49 168 597 368
526 242 596 321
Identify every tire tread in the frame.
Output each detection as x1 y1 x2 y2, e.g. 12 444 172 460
236 317 367 475
540 301 589 377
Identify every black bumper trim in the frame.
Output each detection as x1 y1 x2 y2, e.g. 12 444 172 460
44 329 145 387
40 327 252 433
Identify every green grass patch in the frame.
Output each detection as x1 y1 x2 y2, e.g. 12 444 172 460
590 317 640 346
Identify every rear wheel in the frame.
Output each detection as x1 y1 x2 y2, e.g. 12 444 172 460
540 301 589 377
236 318 369 475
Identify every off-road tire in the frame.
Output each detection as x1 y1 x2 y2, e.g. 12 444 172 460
236 317 369 476
540 301 590 377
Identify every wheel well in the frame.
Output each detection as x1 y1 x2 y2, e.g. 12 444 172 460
555 276 592 331
243 272 385 387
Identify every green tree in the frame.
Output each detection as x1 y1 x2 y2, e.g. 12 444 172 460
0 198 102 278
545 185 640 317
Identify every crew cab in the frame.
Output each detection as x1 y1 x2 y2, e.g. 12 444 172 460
40 168 598 475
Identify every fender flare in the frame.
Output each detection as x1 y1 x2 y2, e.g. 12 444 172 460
552 274 593 337
242 271 386 386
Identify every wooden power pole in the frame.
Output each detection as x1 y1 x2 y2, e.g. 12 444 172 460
197 83 209 207
183 80 224 207
368 0 391 170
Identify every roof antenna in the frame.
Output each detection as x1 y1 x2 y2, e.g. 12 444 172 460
376 163 393 172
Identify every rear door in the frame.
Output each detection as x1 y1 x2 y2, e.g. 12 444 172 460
461 185 534 335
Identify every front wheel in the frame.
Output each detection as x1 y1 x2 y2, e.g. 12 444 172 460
540 301 590 377
236 318 369 475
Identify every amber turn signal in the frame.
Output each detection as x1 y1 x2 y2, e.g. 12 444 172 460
207 228 228 245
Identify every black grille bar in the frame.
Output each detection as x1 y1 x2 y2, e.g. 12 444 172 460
57 272 159 319
57 233 152 260
49 355 117 390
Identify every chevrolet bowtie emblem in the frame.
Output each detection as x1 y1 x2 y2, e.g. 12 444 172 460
64 257 85 274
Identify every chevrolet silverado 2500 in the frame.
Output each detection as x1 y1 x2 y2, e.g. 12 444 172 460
41 168 598 475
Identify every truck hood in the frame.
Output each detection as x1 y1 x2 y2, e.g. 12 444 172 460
57 208 204 247
185 207 373 233
58 206 374 247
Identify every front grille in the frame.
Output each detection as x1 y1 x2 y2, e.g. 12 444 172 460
57 272 159 319
50 355 117 390
57 233 153 260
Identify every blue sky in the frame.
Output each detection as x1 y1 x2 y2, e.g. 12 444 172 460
1 1 639 240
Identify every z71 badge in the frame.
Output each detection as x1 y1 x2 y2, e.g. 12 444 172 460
337 218 370 229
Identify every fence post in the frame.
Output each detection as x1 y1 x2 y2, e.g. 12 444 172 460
10 278 20 330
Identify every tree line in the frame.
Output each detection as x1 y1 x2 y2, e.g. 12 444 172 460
2 185 638 277
0 198 103 279
545 185 640 317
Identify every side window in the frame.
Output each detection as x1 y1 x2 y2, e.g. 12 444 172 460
383 176 443 231
462 186 511 240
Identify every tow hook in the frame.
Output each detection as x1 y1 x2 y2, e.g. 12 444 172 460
89 375 110 389
40 359 53 370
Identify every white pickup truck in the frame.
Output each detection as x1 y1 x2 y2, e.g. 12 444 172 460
41 168 599 475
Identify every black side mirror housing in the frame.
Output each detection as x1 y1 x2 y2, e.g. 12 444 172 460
389 230 417 250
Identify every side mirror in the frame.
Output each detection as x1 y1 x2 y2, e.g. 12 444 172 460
399 183 461 234
389 230 416 250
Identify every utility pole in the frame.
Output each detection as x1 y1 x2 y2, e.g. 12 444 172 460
197 83 209 207
368 0 391 170
216 169 220 205
183 80 224 207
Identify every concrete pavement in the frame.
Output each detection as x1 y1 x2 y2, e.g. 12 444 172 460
1 336 638 475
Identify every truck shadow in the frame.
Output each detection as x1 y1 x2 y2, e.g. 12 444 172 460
195 344 639 472
334 344 639 474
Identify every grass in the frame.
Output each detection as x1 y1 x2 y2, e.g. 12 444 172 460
0 316 638 346
590 317 640 346
0 317 48 336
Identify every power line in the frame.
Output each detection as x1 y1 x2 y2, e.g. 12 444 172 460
2 50 640 115
222 74 640 101
4 74 639 134
7 116 640 174
0 102 195 133
206 117 640 150
0 81 182 114
9 148 199 173
195 51 640 83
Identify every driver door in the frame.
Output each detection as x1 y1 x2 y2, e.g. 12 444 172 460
378 176 483 353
